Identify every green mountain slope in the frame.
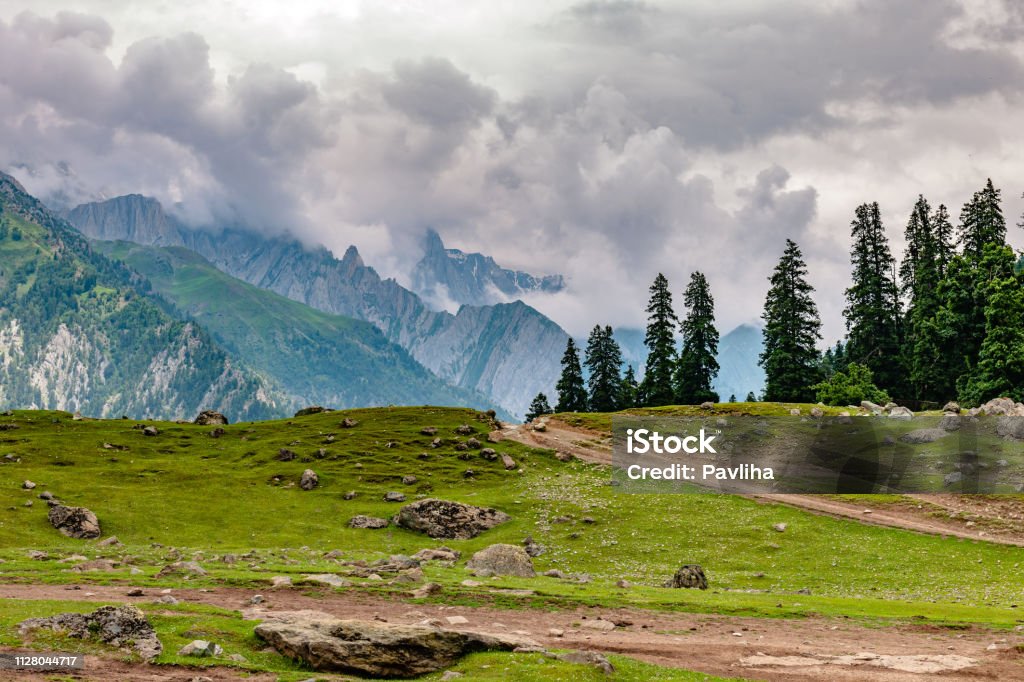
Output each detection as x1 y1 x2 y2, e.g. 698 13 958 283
94 240 499 413
0 172 279 421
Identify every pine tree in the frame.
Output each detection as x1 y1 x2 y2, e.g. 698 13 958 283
760 239 823 402
844 202 903 392
554 338 588 413
619 365 639 408
640 273 678 406
901 198 955 401
728 393 736 403
959 245 1024 404
918 182 1011 401
525 392 553 422
959 179 1005 259
675 271 719 404
745 391 757 402
584 325 623 412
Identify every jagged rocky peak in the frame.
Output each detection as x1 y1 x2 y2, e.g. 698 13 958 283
413 228 565 308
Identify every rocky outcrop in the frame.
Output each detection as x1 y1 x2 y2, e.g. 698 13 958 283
394 499 511 539
48 505 101 539
466 544 535 577
19 605 161 660
668 564 708 589
194 410 228 425
254 611 537 677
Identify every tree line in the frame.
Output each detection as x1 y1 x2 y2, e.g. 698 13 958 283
525 178 1024 420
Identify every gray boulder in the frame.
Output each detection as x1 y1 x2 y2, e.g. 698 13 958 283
48 505 101 539
466 544 534 577
300 469 319 491
394 499 511 539
384 491 406 502
942 401 961 414
668 564 708 590
178 639 223 657
887 406 914 420
939 414 962 431
348 515 389 529
861 400 884 414
194 410 228 426
255 611 537 678
19 605 161 661
899 428 949 444
996 416 1024 440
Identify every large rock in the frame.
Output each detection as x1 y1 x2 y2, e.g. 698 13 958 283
996 416 1024 440
887 406 914 420
295 406 333 417
194 410 228 426
348 515 389 529
975 397 1024 416
861 400 884 414
668 564 708 590
48 505 101 539
19 605 161 661
394 499 511 540
466 544 534 577
300 469 319 491
942 401 961 414
254 611 536 678
900 428 949 444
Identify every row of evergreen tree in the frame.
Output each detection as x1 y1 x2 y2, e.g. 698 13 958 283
526 271 723 419
763 179 1023 407
525 178 1023 420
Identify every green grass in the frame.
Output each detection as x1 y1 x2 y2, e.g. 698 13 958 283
1 406 1023 631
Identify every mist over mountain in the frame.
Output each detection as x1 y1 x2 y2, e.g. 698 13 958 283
0 172 278 421
66 196 568 418
413 229 564 309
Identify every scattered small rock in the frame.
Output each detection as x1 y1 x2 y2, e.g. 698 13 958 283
299 469 319 491
348 515 389 529
384 491 407 502
667 564 708 590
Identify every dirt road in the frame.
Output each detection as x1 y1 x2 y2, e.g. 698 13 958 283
2 583 1021 681
504 419 1024 546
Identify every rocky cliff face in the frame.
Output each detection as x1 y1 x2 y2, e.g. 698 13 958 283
66 196 567 418
0 175 278 420
412 229 564 308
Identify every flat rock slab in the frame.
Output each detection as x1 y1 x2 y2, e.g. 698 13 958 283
255 610 537 678
741 652 976 674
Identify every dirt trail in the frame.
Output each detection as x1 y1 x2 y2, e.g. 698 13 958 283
502 419 1024 546
2 583 1021 681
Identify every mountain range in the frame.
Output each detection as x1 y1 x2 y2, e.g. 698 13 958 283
93 241 491 414
0 172 277 420
412 229 564 308
66 195 568 418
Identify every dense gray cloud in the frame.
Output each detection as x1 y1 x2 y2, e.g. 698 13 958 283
1 1 1023 341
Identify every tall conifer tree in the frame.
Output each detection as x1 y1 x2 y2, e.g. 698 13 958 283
760 240 823 402
585 325 623 412
958 179 1005 259
555 337 588 413
640 273 678 406
960 244 1024 404
844 202 903 392
620 365 639 408
675 271 720 404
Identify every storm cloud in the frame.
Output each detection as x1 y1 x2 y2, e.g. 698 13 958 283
1 1 1023 340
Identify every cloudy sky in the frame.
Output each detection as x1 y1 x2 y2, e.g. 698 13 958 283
1 0 1023 341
